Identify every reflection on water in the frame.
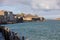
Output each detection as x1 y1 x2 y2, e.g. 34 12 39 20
1 20 60 40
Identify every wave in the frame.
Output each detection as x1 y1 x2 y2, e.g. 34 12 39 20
26 38 29 40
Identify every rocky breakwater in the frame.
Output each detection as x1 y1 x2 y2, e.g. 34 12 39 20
0 26 25 40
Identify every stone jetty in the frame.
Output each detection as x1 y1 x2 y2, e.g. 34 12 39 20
0 26 25 40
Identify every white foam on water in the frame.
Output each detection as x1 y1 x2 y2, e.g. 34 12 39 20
26 38 29 40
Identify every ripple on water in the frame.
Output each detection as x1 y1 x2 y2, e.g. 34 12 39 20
1 20 60 40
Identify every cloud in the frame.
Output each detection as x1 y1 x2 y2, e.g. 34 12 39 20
0 0 60 9
0 0 31 6
31 0 60 9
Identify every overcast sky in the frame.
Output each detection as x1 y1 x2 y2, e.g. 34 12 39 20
0 0 60 19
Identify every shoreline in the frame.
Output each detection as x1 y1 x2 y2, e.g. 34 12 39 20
0 20 45 25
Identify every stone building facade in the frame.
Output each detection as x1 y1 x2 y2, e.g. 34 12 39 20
0 10 15 23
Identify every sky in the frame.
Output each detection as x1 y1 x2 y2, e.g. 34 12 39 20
0 0 60 19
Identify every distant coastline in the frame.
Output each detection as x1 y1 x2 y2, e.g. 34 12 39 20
0 10 45 24
55 18 60 20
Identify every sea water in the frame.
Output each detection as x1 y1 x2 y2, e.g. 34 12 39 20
1 20 60 40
